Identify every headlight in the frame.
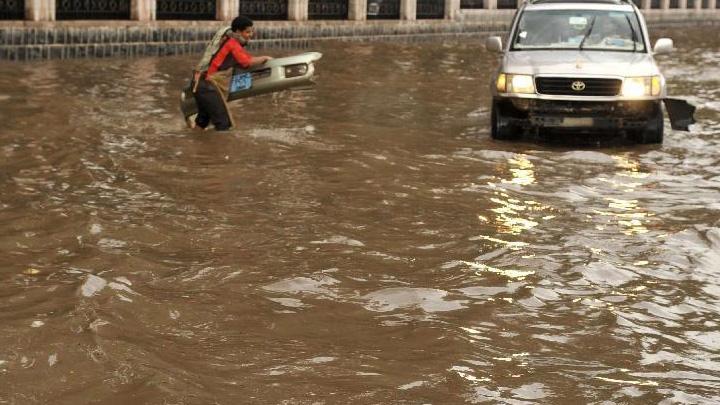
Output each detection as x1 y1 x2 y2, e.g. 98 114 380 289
497 73 535 94
621 76 661 97
285 63 308 78
496 73 507 93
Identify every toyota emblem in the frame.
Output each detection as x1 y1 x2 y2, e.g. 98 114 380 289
571 81 586 91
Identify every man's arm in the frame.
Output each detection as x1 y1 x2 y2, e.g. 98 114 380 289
248 55 273 67
228 41 272 68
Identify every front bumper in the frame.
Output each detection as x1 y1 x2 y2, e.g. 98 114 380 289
495 97 661 130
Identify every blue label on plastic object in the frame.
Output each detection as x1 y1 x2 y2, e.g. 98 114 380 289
230 72 252 92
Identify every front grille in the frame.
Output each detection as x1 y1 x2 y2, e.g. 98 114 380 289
518 99 657 118
536 77 622 97
251 68 271 80
528 100 618 114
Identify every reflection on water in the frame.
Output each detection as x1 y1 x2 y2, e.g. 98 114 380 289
1 27 720 403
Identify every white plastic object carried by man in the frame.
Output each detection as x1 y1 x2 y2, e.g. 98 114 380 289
180 52 322 128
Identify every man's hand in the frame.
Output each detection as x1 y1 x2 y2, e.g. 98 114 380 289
250 55 273 67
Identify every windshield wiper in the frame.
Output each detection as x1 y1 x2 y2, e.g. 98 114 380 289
578 16 597 50
624 14 638 52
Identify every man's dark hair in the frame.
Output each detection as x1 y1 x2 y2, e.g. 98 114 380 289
231 16 253 32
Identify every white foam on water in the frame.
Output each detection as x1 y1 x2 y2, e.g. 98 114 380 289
398 380 426 390
363 287 467 313
108 282 136 295
577 261 638 287
557 151 616 164
511 383 549 400
89 223 103 234
114 276 132 286
308 356 335 364
267 297 306 308
310 235 365 247
263 275 339 298
80 274 107 297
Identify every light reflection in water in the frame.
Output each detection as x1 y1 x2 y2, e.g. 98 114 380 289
594 198 651 235
450 365 491 383
595 376 659 387
485 154 551 235
460 260 535 280
502 154 536 186
613 155 650 180
469 234 529 250
595 155 654 235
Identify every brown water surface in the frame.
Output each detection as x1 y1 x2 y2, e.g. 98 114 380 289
1 27 719 404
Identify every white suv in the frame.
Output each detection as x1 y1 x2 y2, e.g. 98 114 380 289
486 0 695 143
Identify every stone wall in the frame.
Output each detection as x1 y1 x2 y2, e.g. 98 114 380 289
0 19 512 61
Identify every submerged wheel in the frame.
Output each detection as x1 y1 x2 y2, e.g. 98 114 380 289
491 101 521 141
633 104 664 144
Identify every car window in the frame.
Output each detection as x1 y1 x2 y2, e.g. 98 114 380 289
512 9 645 52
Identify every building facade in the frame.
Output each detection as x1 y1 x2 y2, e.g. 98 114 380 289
1 0 718 60
3 0 716 22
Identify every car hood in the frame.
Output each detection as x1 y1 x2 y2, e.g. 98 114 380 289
503 51 660 77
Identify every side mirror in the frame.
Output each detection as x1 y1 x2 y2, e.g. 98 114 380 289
653 38 673 55
486 36 503 53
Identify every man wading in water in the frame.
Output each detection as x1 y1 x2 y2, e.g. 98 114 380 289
190 16 273 131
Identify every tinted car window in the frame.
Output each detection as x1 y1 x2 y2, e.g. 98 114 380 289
512 9 646 52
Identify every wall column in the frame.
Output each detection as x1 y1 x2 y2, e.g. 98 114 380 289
400 0 415 20
349 0 367 20
678 0 686 8
131 0 156 20
694 0 702 8
660 0 670 9
289 0 308 20
25 0 54 21
641 0 651 9
445 0 460 20
216 0 239 20
484 0 497 9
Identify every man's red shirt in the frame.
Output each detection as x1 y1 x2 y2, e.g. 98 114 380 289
206 38 252 77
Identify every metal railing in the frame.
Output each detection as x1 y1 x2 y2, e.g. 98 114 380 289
0 0 23 19
239 0 288 20
308 0 348 19
156 0 216 20
56 0 131 19
417 0 445 18
460 0 484 8
367 0 400 19
497 0 517 8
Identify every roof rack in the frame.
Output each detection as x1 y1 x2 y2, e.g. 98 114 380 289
527 0 634 4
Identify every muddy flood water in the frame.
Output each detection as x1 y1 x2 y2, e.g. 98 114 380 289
1 26 719 404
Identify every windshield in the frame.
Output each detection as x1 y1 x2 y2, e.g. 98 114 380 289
512 9 646 52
